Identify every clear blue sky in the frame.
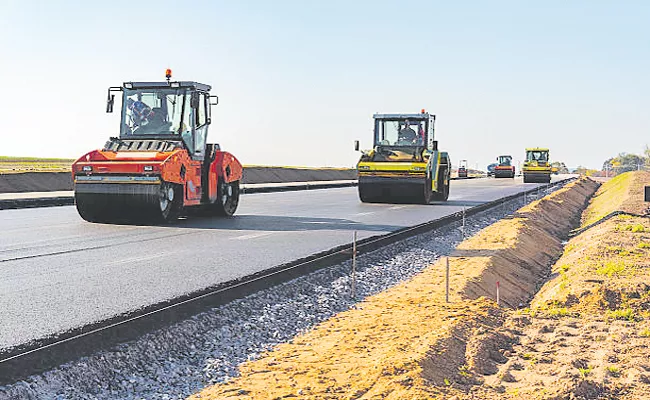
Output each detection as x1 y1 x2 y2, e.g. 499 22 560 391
1 0 648 169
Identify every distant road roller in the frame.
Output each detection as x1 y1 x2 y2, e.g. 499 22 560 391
457 160 468 178
354 111 450 204
71 70 243 223
494 155 515 178
522 148 552 183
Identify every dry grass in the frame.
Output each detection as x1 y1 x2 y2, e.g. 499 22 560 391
582 171 650 226
0 156 74 173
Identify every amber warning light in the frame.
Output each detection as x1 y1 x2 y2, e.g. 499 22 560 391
165 69 172 81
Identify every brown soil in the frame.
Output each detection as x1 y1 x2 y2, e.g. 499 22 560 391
0 167 357 193
187 178 598 400
0 172 73 193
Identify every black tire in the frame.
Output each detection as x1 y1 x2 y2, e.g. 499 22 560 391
212 179 240 216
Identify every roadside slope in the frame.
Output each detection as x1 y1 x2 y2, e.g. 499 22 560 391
187 178 597 399
467 171 650 399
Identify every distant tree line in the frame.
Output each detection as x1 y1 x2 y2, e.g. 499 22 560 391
600 147 650 176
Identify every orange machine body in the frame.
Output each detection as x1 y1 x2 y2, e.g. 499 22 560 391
72 147 242 208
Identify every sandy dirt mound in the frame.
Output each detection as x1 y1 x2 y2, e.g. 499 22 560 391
187 179 597 400
458 178 598 308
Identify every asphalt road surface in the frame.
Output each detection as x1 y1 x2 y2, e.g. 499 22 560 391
0 176 568 351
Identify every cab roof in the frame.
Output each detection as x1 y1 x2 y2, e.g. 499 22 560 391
123 81 211 92
526 147 549 151
373 112 432 120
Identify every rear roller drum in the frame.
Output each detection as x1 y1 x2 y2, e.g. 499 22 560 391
212 179 240 216
432 169 450 202
156 183 183 223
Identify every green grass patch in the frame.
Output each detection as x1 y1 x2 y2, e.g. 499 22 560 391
578 366 592 378
596 261 626 277
564 243 577 253
582 172 633 227
639 328 650 337
608 308 635 321
637 242 650 249
618 224 646 233
607 366 620 376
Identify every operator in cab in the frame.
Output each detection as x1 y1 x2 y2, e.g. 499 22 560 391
398 120 417 144
127 93 154 129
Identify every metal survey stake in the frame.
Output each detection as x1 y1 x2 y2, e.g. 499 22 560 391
462 207 466 239
351 231 357 298
445 257 450 303
496 281 500 306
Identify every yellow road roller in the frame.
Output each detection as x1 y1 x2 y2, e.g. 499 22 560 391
522 147 552 183
354 111 450 203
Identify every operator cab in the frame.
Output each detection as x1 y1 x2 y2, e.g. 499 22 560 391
105 70 218 161
526 149 549 164
369 111 437 162
498 155 512 166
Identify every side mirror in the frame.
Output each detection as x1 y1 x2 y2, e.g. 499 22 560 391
432 140 438 151
210 95 219 106
106 94 115 113
354 140 360 151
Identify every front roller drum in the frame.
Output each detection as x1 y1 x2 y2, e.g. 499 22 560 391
358 182 380 203
75 182 183 224
523 173 551 184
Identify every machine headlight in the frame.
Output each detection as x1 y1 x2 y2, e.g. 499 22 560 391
359 165 370 170
412 166 425 171
82 166 92 172
144 165 154 172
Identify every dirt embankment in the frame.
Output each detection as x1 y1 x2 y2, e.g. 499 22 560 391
187 178 598 400
465 171 650 399
0 167 357 193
